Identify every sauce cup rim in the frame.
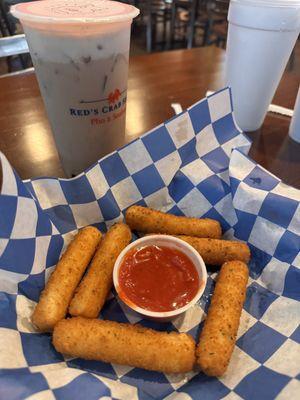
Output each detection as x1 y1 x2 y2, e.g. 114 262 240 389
113 234 207 319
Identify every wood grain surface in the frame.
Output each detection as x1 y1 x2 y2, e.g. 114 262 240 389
0 47 299 187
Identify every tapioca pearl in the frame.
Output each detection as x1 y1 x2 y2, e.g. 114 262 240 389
81 56 91 64
70 59 80 71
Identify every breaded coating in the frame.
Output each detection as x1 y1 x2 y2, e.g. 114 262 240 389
53 317 196 373
69 223 132 318
176 236 250 265
196 261 249 376
126 205 221 238
32 226 102 332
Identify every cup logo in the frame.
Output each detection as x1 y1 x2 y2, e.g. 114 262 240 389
108 89 121 104
70 88 127 125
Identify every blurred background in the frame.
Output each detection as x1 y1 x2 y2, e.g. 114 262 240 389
0 0 299 75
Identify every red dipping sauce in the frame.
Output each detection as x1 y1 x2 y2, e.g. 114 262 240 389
118 245 200 312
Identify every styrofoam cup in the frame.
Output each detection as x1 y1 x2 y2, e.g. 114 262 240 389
289 86 300 143
225 0 300 132
11 0 139 177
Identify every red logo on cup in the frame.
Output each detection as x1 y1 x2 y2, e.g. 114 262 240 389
108 89 121 104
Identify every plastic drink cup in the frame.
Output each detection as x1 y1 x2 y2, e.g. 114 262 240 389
225 0 300 132
289 86 300 143
11 0 139 177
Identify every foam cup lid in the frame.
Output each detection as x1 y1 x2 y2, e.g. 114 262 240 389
11 0 140 24
231 0 300 7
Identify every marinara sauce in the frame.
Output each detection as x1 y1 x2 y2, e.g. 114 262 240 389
118 245 199 312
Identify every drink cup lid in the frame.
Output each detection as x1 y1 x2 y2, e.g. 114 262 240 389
231 0 300 7
11 0 140 24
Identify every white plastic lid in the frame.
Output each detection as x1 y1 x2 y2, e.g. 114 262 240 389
229 0 300 30
11 0 140 24
231 0 300 7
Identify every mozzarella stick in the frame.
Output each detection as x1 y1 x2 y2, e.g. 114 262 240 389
32 226 102 332
196 261 249 376
176 236 250 265
53 317 196 373
126 205 221 238
69 223 131 318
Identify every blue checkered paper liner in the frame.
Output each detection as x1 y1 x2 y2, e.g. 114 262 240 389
0 88 299 400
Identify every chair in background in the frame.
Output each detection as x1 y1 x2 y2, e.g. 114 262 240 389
168 0 224 50
124 0 229 53
168 0 199 49
136 0 172 52
1 0 20 35
204 0 229 48
185 0 214 48
0 33 30 72
0 0 13 36
0 0 32 73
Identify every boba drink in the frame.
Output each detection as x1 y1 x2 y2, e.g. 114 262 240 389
12 0 139 177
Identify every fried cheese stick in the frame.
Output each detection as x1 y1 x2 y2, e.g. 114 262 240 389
32 226 102 332
196 261 249 376
176 236 250 265
126 205 221 238
69 223 131 318
53 317 196 373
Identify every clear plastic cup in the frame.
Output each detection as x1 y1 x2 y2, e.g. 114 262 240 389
225 0 300 132
11 0 139 177
289 86 300 143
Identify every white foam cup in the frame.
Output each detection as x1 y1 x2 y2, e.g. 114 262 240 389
225 0 300 132
289 86 300 143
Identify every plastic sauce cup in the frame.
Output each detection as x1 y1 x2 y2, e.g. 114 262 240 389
113 235 207 322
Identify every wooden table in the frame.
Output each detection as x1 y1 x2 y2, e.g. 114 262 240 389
0 47 299 188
